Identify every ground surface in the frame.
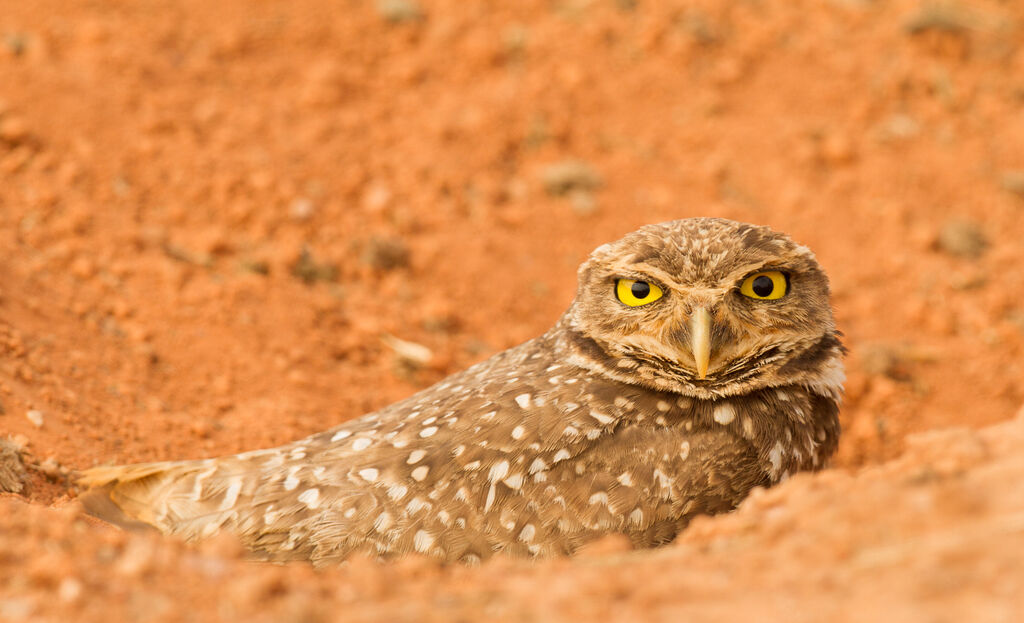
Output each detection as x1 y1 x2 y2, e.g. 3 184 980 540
1 0 1023 621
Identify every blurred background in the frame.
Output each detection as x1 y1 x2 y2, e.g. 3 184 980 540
1 0 1023 620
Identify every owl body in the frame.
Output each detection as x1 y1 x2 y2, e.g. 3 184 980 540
80 219 844 564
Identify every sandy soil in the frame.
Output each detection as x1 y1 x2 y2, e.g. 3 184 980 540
1 0 1023 620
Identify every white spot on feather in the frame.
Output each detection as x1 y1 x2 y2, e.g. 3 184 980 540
742 417 754 439
589 410 614 425
261 454 285 470
518 524 536 542
219 478 242 511
352 438 372 451
511 425 525 440
330 430 352 442
374 512 392 533
653 468 672 489
514 394 531 409
552 449 571 463
414 530 434 553
406 497 429 514
191 466 216 501
387 484 408 501
484 485 497 513
489 460 510 482
713 403 736 425
298 488 321 509
411 466 430 481
420 426 438 438
769 441 785 475
358 468 379 482
407 449 427 464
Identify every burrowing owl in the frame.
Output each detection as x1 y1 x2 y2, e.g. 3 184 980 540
79 218 844 564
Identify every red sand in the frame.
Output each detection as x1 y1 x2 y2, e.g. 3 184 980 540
2 0 1023 620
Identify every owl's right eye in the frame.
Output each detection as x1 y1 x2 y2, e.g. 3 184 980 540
616 279 664 307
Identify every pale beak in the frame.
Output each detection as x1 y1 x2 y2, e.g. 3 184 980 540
690 307 711 380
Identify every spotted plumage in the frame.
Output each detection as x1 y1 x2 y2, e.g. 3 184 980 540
78 218 844 565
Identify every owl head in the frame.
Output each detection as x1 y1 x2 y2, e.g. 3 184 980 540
564 218 844 399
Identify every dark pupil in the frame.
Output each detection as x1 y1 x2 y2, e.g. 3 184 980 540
630 281 651 299
752 275 774 297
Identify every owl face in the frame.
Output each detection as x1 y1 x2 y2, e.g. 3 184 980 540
567 218 839 398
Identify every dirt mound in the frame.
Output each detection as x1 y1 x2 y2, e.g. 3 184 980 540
3 410 1023 622
2 0 1023 619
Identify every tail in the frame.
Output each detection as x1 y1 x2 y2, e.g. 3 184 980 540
77 450 366 563
77 460 253 540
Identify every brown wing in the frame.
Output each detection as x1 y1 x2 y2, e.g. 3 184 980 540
531 422 767 551
77 336 627 563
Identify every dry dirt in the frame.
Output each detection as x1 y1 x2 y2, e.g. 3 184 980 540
2 0 1023 621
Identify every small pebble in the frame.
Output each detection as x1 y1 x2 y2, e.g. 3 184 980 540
26 410 43 428
291 248 338 283
39 457 62 479
0 116 28 145
541 160 602 197
1000 170 1024 198
289 197 315 221
382 334 433 367
376 0 423 23
936 220 987 259
362 236 410 271
58 577 83 604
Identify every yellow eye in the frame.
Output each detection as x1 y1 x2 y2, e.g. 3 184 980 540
616 279 664 307
740 271 788 300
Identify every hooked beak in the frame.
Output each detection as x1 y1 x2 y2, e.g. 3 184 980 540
690 307 711 380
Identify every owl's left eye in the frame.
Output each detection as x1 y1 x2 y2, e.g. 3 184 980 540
740 270 788 300
616 279 664 307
